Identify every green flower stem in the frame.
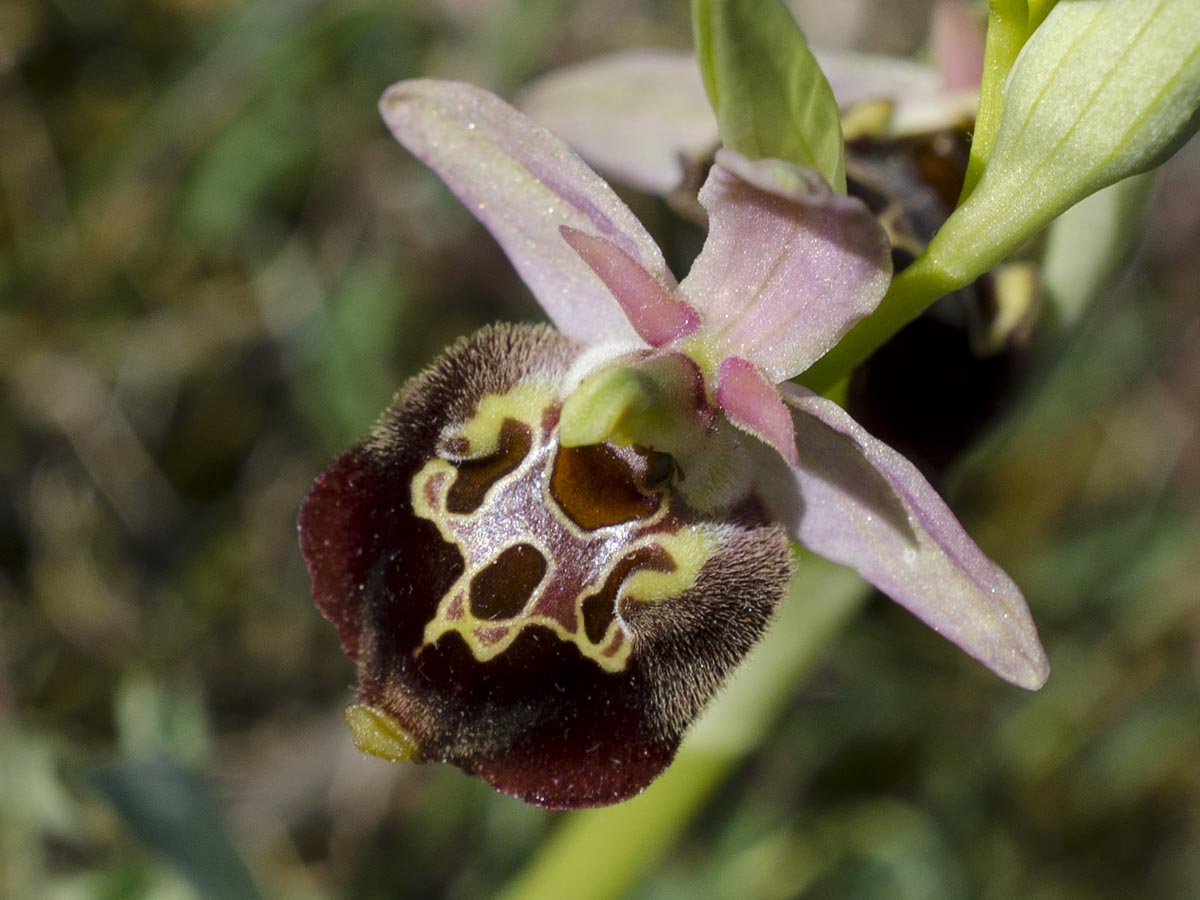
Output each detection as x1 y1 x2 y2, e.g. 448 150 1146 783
798 256 959 395
1026 0 1060 33
497 554 871 900
961 0 1029 200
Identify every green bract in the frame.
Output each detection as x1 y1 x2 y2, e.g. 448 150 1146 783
926 0 1200 288
806 0 1199 391
691 0 845 191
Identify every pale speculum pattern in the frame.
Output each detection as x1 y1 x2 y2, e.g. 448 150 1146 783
413 384 714 673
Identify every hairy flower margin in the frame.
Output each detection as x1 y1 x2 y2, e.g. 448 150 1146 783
299 77 1049 809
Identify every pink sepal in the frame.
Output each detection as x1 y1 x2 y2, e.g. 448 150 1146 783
560 226 700 347
715 357 799 465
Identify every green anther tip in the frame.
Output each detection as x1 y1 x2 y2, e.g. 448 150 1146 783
559 367 657 448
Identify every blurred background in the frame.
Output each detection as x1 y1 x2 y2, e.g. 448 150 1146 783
2 1 1198 898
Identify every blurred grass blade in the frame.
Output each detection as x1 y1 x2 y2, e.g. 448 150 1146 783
1040 171 1157 333
88 758 263 900
692 0 845 191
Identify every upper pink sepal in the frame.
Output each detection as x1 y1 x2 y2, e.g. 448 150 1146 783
560 226 700 347
715 357 798 465
379 79 676 345
679 150 892 383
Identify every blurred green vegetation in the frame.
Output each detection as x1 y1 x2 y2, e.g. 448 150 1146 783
2 1 1198 899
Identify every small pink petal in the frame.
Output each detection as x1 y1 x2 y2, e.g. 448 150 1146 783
765 383 1049 690
932 0 986 92
715 357 798 465
379 79 678 346
560 226 700 347
679 150 892 383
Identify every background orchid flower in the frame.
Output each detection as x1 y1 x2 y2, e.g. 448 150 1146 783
518 0 983 197
299 78 1048 809
519 47 979 198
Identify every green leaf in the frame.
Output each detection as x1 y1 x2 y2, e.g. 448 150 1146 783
692 0 845 191
1026 0 1060 32
929 0 1200 287
88 758 263 900
960 1 1065 198
805 0 1198 393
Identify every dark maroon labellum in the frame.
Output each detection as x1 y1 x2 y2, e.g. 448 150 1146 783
300 324 791 808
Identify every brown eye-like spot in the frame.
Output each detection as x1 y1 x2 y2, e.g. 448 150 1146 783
581 546 674 644
550 443 661 530
446 419 532 514
470 543 547 620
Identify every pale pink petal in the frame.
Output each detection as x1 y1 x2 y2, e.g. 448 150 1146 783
679 150 892 383
715 357 798 465
932 0 985 91
814 48 978 135
560 226 700 347
519 50 718 195
522 49 976 204
767 383 1049 690
380 79 676 345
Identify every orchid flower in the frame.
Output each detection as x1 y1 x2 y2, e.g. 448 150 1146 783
299 79 1048 809
518 10 983 199
519 46 981 197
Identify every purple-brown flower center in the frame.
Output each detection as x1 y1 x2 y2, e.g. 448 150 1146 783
413 380 719 672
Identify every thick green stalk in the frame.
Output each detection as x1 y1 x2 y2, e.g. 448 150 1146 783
497 554 870 900
960 0 1029 200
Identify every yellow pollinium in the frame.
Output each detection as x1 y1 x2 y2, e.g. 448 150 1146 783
344 703 421 763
